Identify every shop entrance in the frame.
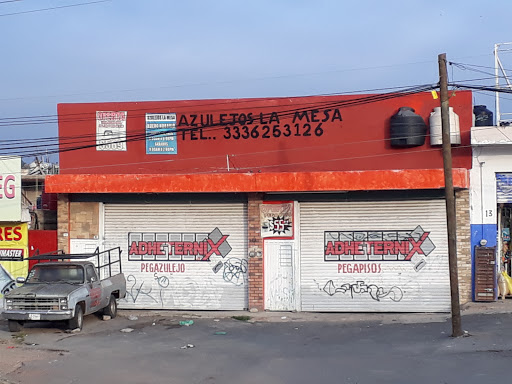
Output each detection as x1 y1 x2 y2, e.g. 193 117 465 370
498 204 512 287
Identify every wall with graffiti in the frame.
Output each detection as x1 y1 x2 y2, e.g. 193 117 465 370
103 203 248 310
299 200 451 312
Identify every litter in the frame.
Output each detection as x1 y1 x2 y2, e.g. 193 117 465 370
128 315 138 321
181 344 195 349
214 331 227 335
179 320 194 326
213 319 220 322
103 315 111 321
120 328 134 333
281 316 287 320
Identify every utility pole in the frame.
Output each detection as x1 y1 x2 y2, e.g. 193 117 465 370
438 53 463 337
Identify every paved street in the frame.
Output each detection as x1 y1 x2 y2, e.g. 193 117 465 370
1 302 512 384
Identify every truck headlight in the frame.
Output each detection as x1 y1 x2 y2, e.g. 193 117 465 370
60 298 68 310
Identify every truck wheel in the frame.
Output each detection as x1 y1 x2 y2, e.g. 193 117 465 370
103 294 117 319
8 320 23 332
68 304 83 331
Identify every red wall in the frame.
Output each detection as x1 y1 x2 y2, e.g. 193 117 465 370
57 91 473 175
28 230 58 270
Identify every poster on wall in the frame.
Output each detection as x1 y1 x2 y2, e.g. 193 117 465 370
96 111 127 151
146 113 178 155
0 223 28 300
260 202 294 239
0 156 21 222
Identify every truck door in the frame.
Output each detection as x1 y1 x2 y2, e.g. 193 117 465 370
85 265 102 313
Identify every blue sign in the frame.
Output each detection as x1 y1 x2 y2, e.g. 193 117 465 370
146 113 177 155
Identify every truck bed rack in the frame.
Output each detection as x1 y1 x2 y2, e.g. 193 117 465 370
28 247 122 277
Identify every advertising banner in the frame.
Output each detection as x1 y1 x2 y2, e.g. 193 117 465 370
260 202 294 239
0 156 21 222
96 111 127 151
146 113 177 154
0 222 28 299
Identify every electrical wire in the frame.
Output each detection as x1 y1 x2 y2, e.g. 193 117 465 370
0 0 110 17
0 84 437 158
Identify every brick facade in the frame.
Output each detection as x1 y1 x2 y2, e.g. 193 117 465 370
57 194 99 253
57 194 69 253
69 202 99 239
247 193 264 311
456 189 472 304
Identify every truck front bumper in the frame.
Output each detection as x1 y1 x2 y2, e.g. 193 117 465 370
2 310 73 322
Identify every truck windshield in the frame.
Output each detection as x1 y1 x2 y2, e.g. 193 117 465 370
26 265 84 284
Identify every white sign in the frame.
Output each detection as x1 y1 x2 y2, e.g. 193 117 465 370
96 111 127 151
0 156 21 222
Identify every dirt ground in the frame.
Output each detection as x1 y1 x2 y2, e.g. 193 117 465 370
1 299 511 383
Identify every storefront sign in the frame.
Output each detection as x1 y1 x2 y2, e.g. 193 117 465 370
0 156 21 222
146 113 177 154
260 202 293 238
324 225 435 265
128 227 231 261
0 223 28 261
96 111 127 151
0 222 28 297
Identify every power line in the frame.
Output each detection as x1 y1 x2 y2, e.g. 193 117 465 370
0 84 436 157
7 120 504 181
0 0 110 17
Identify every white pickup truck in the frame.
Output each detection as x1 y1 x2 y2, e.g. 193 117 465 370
3 259 126 332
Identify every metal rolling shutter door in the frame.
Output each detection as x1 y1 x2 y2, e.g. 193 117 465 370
103 203 248 310
299 200 450 312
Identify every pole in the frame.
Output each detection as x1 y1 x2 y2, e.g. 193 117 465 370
438 53 463 337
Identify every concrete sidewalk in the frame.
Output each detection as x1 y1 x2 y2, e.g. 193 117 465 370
115 298 512 325
1 300 512 384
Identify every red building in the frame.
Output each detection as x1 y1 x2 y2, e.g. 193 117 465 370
46 90 472 312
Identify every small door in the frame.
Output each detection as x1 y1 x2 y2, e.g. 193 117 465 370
85 264 102 313
265 240 296 311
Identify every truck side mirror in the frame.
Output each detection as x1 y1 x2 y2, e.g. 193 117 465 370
16 277 26 284
90 276 96 283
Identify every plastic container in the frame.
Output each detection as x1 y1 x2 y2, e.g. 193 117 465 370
390 107 427 147
429 107 461 145
473 105 493 126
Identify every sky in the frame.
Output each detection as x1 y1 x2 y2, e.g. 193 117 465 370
1 0 511 163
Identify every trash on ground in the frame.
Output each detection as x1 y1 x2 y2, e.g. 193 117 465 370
128 315 138 321
120 328 134 333
214 331 227 335
152 323 156 326
103 315 111 321
213 319 220 322
281 316 287 320
179 320 194 326
181 344 195 349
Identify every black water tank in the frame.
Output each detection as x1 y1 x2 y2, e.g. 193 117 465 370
474 105 493 126
390 107 426 147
